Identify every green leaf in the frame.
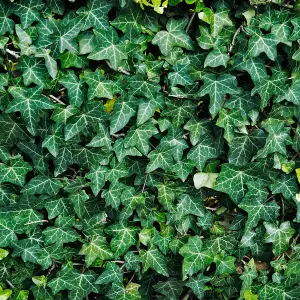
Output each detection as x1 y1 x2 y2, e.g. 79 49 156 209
153 279 184 300
204 47 229 68
13 0 45 29
59 72 86 107
214 163 268 203
76 0 112 31
79 236 113 267
211 9 233 37
140 246 169 277
187 133 218 171
22 176 63 195
228 130 266 166
161 99 194 127
43 216 79 245
271 173 298 201
128 75 160 99
176 194 205 219
0 2 14 35
146 145 174 173
17 56 48 87
7 86 54 135
197 74 240 117
96 262 122 284
105 223 139 257
152 18 194 56
239 198 280 232
124 121 158 156
246 25 278 61
179 236 213 279
49 17 83 58
264 221 295 256
186 273 210 299
69 190 89 218
48 264 98 299
88 27 128 70
110 94 138 134
0 156 32 187
84 69 117 100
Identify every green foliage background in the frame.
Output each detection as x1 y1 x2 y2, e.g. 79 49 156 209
0 0 300 299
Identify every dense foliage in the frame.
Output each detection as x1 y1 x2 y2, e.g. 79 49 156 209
0 0 300 299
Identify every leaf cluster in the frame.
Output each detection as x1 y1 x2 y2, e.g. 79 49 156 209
0 0 299 299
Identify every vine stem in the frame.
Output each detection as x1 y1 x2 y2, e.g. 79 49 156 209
228 25 243 55
142 173 149 193
186 11 196 33
182 289 192 300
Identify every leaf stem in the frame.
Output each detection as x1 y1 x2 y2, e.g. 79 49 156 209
6 48 20 59
25 220 49 225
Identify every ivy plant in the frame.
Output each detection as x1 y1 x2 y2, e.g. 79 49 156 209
0 0 299 299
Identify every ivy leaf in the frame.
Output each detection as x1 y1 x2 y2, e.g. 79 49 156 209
152 18 194 56
102 182 125 209
153 279 184 300
107 283 141 300
137 96 165 126
7 86 54 135
105 223 139 257
49 17 83 58
88 27 128 70
45 198 73 220
264 221 295 256
185 273 210 299
197 74 240 117
204 46 230 68
239 198 280 232
76 0 112 31
69 190 89 218
161 99 194 127
168 64 194 87
84 69 117 100
216 108 245 143
48 264 98 299
246 25 278 61
110 94 139 134
96 262 122 285
0 156 32 187
179 236 213 279
258 284 300 300
254 119 292 159
13 0 45 29
140 246 169 277
43 216 79 245
124 121 158 156
17 56 48 87
22 176 63 195
251 72 287 109
211 9 233 37
214 163 267 203
146 145 174 173
271 174 298 201
176 194 205 220
127 75 160 99
0 2 14 35
228 130 266 166
79 236 113 267
233 56 268 85
187 133 218 171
